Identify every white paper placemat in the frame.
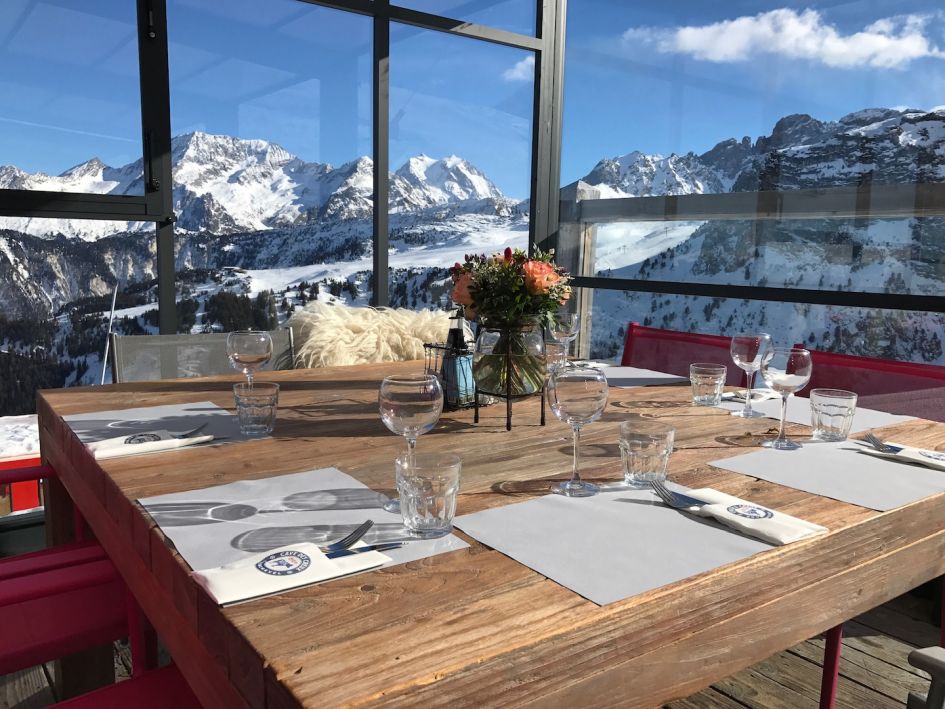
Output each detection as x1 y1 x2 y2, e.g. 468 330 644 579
716 395 915 433
454 486 776 605
601 366 689 388
65 401 242 446
138 467 468 572
709 441 945 511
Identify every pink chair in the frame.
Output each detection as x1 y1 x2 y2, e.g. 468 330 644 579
620 322 742 385
0 463 197 705
796 346 945 397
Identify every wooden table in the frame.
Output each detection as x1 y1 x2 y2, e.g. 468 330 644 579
37 362 945 708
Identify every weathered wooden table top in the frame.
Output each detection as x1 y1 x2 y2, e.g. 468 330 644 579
37 361 945 708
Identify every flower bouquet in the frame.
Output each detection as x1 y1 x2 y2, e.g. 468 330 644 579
449 247 572 397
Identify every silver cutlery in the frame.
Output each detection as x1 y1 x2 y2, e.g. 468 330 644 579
862 432 901 454
650 479 708 510
318 520 374 554
169 423 209 439
326 542 403 559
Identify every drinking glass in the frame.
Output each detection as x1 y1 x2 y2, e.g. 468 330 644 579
550 312 580 356
619 420 675 487
233 382 279 437
760 348 813 450
226 330 273 386
396 452 461 539
547 365 609 497
689 363 726 406
730 333 772 418
378 374 444 513
544 340 568 375
810 388 857 441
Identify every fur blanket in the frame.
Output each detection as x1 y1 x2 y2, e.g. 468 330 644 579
289 302 453 367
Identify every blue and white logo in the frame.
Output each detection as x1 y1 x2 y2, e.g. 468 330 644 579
255 551 311 576
920 450 945 463
124 433 161 444
727 504 774 520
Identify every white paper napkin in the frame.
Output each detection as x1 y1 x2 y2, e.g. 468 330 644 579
87 431 215 460
192 542 390 605
679 488 828 546
857 441 945 472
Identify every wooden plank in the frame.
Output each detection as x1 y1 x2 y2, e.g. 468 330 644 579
0 666 56 709
665 686 749 709
790 639 927 703
35 363 945 708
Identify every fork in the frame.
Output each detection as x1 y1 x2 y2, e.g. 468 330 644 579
862 432 900 454
318 520 374 554
650 479 707 510
169 423 209 439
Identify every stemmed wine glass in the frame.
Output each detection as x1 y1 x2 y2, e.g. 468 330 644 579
378 374 444 513
547 365 609 497
730 333 772 418
226 330 273 387
760 347 813 450
550 311 580 358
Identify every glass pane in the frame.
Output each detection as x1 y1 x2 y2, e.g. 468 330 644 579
583 216 941 296
588 290 945 369
395 0 536 37
563 0 945 385
167 0 371 334
0 1 143 194
562 0 945 195
389 25 534 308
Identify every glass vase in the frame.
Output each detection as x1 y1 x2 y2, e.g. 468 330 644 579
472 320 546 397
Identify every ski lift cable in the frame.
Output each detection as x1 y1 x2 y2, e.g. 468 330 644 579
100 280 121 385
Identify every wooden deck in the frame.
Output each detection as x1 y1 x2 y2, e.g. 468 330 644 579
1 589 935 707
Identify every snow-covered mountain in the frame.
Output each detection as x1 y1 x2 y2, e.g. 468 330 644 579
0 132 511 240
580 108 945 198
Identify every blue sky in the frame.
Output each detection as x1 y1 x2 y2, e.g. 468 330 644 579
0 0 943 198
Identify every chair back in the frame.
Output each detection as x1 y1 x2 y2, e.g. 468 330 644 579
109 329 295 383
621 323 741 385
795 345 945 397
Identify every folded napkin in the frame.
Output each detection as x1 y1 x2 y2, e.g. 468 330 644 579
87 431 214 460
857 441 945 472
679 488 828 546
193 542 390 605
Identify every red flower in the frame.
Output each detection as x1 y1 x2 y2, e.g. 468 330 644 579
504 247 513 262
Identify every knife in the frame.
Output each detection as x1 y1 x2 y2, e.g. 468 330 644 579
326 543 403 559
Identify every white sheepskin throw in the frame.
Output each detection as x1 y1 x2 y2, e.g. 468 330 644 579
289 302 452 367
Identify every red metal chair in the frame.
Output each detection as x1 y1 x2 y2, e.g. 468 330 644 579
51 663 201 708
0 461 202 706
795 346 945 397
620 322 742 385
1 456 43 511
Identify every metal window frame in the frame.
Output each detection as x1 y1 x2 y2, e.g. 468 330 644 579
0 0 560 325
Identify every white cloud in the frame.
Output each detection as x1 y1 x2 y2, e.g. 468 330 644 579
623 9 945 69
502 55 535 82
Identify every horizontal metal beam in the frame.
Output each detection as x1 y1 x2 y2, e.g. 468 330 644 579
570 275 945 313
0 189 161 221
571 182 945 224
388 6 541 49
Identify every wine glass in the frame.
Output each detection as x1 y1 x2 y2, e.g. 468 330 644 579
760 347 813 450
547 365 609 497
550 311 580 357
730 333 772 418
226 330 273 387
378 374 444 513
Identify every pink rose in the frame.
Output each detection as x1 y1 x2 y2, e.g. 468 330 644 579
522 260 560 295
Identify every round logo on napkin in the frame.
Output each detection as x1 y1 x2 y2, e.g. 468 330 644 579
920 450 945 462
255 551 311 576
124 433 161 444
727 504 773 520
